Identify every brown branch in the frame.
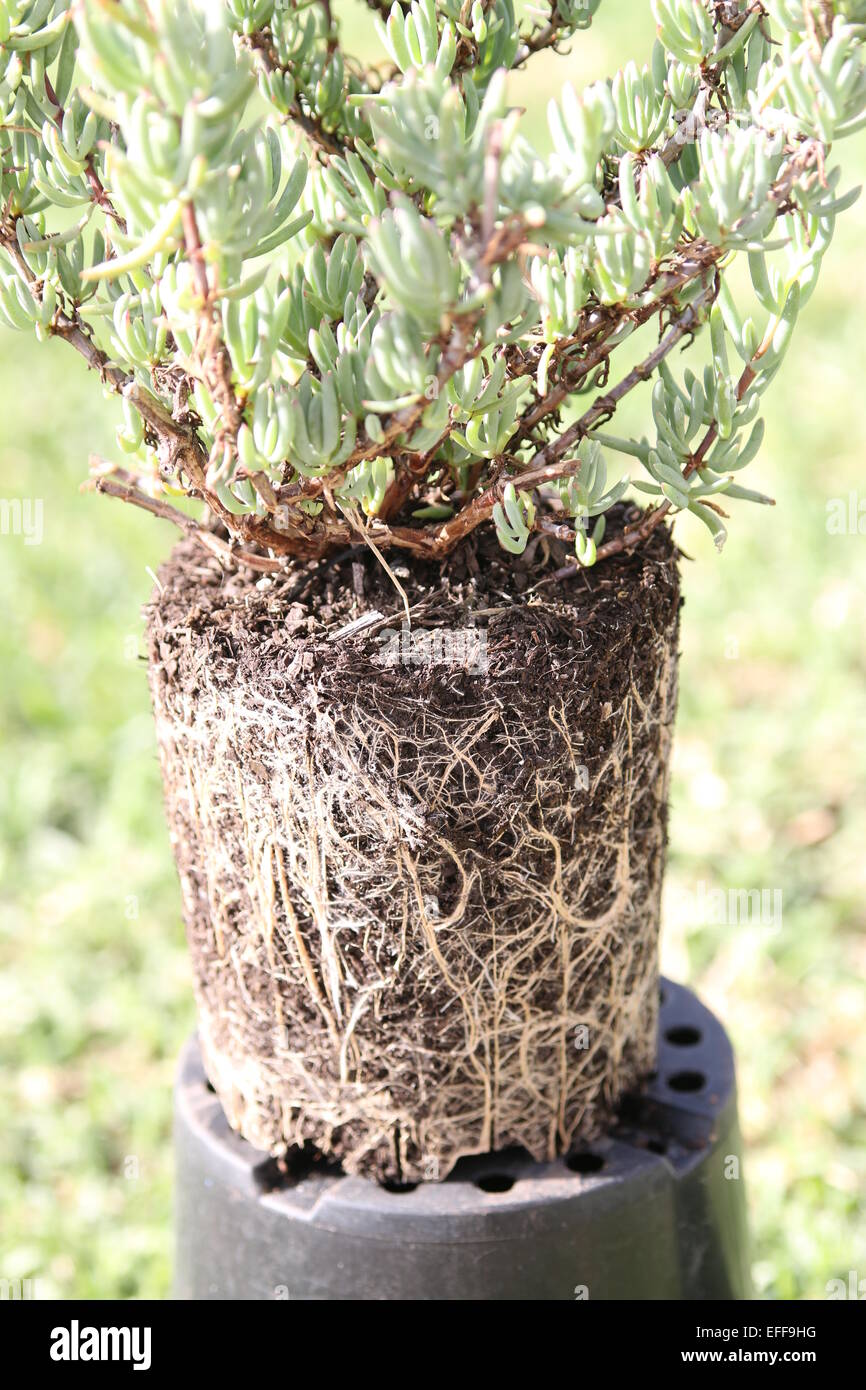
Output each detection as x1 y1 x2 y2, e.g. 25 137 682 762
85 471 286 573
180 201 244 475
509 127 822 446
180 202 210 304
522 285 716 482
42 74 125 229
376 427 453 523
1 215 314 558
590 360 757 564
241 30 352 161
513 17 574 70
511 245 726 445
0 219 131 391
403 282 717 557
313 212 531 501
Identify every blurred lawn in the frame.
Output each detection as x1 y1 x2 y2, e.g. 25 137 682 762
1 3 864 1299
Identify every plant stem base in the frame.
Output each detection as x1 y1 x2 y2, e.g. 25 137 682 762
174 978 750 1301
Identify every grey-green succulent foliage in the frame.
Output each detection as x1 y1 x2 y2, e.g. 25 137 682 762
1 0 865 569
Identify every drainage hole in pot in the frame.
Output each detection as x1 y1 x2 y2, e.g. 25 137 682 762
659 986 667 1006
566 1151 605 1174
667 1070 706 1093
646 1138 668 1156
205 1080 216 1094
381 1180 419 1194
253 1156 293 1193
665 1025 702 1047
476 1173 515 1194
253 1145 343 1193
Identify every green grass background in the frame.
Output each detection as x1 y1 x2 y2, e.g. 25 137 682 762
1 2 864 1299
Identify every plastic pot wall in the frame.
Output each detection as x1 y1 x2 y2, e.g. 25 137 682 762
174 978 751 1301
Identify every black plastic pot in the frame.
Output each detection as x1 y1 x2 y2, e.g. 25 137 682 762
174 978 750 1300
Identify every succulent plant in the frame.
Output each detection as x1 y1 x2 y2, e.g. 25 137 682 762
1 0 864 572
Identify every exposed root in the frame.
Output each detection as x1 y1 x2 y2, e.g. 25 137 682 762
147 515 681 1181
